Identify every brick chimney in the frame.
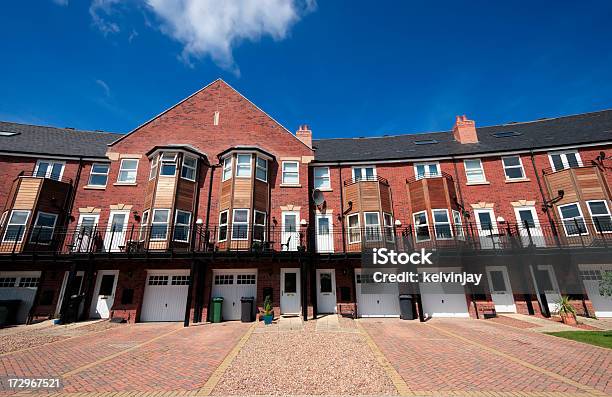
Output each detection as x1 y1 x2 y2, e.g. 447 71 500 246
296 124 312 148
452 115 478 144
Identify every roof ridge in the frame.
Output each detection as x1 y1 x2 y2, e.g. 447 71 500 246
0 120 121 136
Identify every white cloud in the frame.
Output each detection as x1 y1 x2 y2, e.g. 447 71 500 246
89 0 121 36
95 79 111 97
52 0 69 6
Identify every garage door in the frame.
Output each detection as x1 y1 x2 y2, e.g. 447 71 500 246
418 267 469 318
140 270 190 322
355 270 400 317
0 271 41 324
211 270 257 321
579 264 612 318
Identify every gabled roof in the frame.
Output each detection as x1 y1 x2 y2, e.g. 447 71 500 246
0 121 121 158
312 109 612 162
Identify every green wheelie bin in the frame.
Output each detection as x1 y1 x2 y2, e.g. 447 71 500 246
211 297 224 323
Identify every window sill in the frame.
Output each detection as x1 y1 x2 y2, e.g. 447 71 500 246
505 178 531 183
113 182 138 186
280 183 302 188
466 181 490 186
315 187 333 192
84 185 106 190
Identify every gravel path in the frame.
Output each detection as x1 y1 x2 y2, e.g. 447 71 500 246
213 319 398 396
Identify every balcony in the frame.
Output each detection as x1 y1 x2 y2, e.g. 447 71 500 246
343 176 392 214
406 172 459 213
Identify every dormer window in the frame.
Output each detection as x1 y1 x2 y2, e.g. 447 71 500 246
160 152 178 176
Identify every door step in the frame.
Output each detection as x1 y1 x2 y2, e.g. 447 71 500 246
280 312 301 318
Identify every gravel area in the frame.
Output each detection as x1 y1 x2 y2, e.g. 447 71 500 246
213 324 398 396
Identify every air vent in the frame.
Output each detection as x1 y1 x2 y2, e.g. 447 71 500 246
0 131 19 137
414 139 439 145
493 131 522 138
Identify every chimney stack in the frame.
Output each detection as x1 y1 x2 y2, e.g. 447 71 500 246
452 115 478 144
296 124 312 148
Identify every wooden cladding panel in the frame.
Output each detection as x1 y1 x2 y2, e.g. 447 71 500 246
176 179 196 211
380 184 392 214
253 180 268 211
233 178 252 208
544 167 608 205
343 183 360 214
3 179 20 212
219 180 232 211
13 178 41 210
428 178 448 208
359 181 380 212
144 179 155 209
153 177 176 208
408 181 426 212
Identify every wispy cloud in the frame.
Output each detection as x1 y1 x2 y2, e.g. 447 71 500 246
52 0 69 6
89 0 121 36
95 79 111 97
128 29 139 43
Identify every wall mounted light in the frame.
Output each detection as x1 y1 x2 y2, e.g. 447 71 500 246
196 218 204 225
394 219 402 227
300 219 308 227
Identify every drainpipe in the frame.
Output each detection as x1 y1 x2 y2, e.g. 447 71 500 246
338 165 346 253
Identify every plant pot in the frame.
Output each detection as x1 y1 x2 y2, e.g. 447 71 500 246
560 313 577 325
262 314 273 325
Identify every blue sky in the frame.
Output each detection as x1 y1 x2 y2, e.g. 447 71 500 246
1 1 612 139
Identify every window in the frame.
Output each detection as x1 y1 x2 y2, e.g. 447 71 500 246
502 156 525 180
181 156 197 181
139 210 149 241
464 159 486 183
352 166 376 181
34 160 64 181
218 211 229 242
160 152 177 177
30 212 58 244
117 159 138 183
0 278 17 287
148 275 169 286
558 203 587 236
414 162 440 179
0 211 7 228
172 275 190 285
237 274 256 284
150 209 170 240
88 163 110 187
432 209 452 239
364 212 382 242
2 210 30 243
282 161 299 184
253 211 266 241
347 213 361 244
452 210 465 238
549 151 582 171
493 131 521 138
314 167 330 189
232 209 249 240
18 277 40 288
214 274 233 285
222 157 232 181
255 157 268 182
587 200 612 233
413 211 430 242
149 156 159 180
383 213 394 242
236 154 252 178
414 139 438 145
173 210 191 242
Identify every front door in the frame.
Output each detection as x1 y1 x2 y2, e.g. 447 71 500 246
316 269 336 314
55 271 85 316
474 209 499 249
514 206 545 247
280 268 301 314
531 265 562 314
73 214 99 252
89 270 119 319
281 211 299 251
486 266 516 313
104 211 129 252
316 214 334 253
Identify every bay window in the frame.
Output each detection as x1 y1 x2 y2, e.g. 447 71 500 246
173 210 192 242
413 211 430 241
383 213 394 242
181 156 197 181
218 211 228 242
150 209 170 240
587 200 612 233
255 157 268 182
364 212 382 242
452 210 465 238
30 212 58 244
253 211 266 241
2 210 30 243
160 152 178 176
232 209 249 240
222 157 232 181
347 213 361 244
558 203 587 236
236 154 252 178
432 209 452 239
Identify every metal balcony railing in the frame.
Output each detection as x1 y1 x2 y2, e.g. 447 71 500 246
343 175 389 186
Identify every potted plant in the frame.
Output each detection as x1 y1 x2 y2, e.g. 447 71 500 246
261 295 274 325
556 295 577 325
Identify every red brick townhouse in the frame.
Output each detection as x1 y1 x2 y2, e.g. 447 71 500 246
0 79 611 325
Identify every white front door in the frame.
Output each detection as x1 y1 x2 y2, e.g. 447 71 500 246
140 270 190 322
280 268 301 314
104 211 129 252
531 265 561 314
55 271 85 317
355 269 400 317
316 214 334 253
514 206 545 247
418 267 469 318
89 270 119 319
73 214 99 252
316 269 336 314
474 209 499 249
211 270 257 321
281 211 300 251
579 264 612 317
486 266 516 313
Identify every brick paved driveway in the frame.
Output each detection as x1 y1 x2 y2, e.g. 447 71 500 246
0 321 250 393
360 318 611 396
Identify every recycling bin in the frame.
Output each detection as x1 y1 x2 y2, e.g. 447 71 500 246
211 297 224 323
399 294 414 320
240 297 255 322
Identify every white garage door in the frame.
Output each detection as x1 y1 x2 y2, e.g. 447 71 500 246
0 271 41 324
579 264 612 318
355 270 400 317
418 267 469 318
211 269 257 321
140 270 190 322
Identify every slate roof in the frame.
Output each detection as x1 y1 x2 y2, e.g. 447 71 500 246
312 109 612 162
0 121 121 158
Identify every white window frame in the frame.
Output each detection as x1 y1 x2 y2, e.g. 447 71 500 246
34 160 65 181
173 210 192 242
255 157 268 183
347 213 361 244
139 210 149 241
150 209 170 241
548 150 582 172
253 210 266 241
282 161 300 185
557 202 588 237
30 211 58 245
218 210 229 242
501 156 526 180
364 212 382 242
452 210 465 239
159 152 178 177
314 167 331 189
383 212 394 243
351 166 376 181
432 209 453 240
231 209 250 240
0 211 8 228
2 210 30 243
586 200 612 234
413 211 430 242
88 163 110 187
222 156 232 181
117 158 139 183
236 154 252 178
149 156 159 180
414 162 441 180
181 155 197 182
463 159 486 183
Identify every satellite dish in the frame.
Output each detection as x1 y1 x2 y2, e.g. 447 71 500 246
312 189 326 206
